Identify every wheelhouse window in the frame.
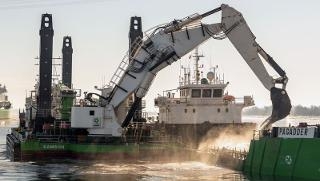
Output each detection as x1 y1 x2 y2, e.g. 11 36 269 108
191 89 201 98
213 89 223 97
180 89 188 97
202 89 212 98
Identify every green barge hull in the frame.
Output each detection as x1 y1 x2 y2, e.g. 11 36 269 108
243 138 320 181
6 133 195 162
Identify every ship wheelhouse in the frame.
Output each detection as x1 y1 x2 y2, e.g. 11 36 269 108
154 48 254 125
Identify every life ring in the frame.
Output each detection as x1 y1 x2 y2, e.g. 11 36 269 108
223 95 235 101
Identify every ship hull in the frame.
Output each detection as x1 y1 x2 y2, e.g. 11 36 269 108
244 138 320 180
160 122 256 148
6 132 196 162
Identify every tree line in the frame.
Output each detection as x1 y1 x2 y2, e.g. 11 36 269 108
243 105 320 116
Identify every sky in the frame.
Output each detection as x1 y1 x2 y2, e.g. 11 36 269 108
0 0 320 112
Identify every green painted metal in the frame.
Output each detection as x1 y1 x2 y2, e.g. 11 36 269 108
69 143 139 154
293 139 320 180
60 93 75 120
243 140 255 175
274 138 301 179
20 140 182 155
244 138 320 180
21 140 139 153
251 138 267 178
260 138 281 179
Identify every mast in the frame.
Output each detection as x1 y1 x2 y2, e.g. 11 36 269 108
193 47 203 84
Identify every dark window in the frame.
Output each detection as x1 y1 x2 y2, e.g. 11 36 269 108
89 110 95 116
191 89 201 98
226 108 229 112
213 89 223 97
184 109 187 113
217 108 220 113
193 108 196 113
202 89 212 98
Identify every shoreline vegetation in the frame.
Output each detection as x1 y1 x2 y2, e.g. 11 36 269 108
243 105 320 117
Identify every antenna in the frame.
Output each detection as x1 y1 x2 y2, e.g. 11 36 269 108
193 47 204 84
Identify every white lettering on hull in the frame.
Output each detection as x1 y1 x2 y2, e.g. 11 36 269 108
278 127 315 138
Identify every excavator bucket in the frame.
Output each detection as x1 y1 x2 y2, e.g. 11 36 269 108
259 87 291 130
270 87 292 122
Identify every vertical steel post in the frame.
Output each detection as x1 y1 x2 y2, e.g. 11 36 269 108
62 36 73 88
129 16 143 122
35 13 54 132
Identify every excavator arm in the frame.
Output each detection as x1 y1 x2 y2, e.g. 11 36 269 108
219 4 291 129
96 4 291 134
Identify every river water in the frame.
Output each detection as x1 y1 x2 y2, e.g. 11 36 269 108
0 111 319 180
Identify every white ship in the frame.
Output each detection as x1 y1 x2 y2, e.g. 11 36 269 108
154 48 255 146
0 84 11 119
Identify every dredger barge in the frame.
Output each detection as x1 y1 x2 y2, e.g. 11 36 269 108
10 5 320 180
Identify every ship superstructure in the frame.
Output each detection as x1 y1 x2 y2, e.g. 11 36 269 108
155 48 254 125
0 84 11 109
0 84 11 119
154 48 255 145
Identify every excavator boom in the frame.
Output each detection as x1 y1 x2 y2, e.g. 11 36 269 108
71 4 291 136
108 4 292 129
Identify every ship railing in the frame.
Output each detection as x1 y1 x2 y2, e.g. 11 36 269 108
104 37 144 90
227 97 253 105
104 18 204 95
156 95 252 105
252 129 272 140
208 147 248 160
36 135 77 143
179 79 225 86
105 20 190 93
147 135 183 144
